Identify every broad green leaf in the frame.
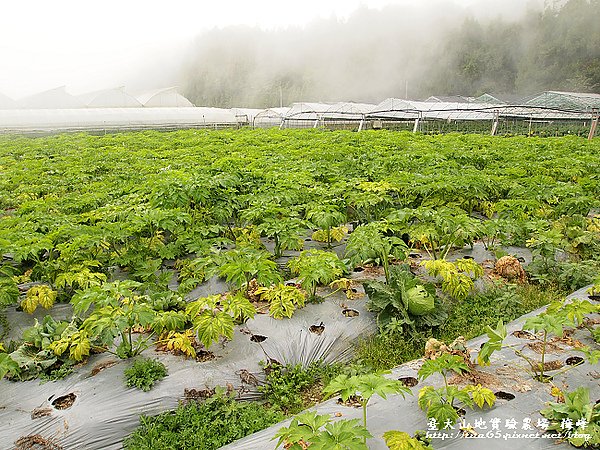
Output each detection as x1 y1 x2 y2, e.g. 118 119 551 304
0 353 19 379
193 310 234 349
466 384 496 408
427 401 459 429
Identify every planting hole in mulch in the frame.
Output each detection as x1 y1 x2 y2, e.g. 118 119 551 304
351 288 358 293
309 323 325 335
512 330 535 340
337 395 363 408
51 393 76 410
342 308 359 317
462 255 474 260
409 253 422 258
353 267 364 273
494 391 516 401
398 376 418 387
588 295 600 302
250 334 268 343
517 256 526 263
566 356 584 366
196 349 216 362
305 238 312 242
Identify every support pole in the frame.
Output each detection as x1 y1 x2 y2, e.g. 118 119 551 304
491 111 499 136
589 114 599 140
358 117 365 132
412 115 420 133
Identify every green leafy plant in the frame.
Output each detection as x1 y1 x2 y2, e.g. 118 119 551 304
306 204 346 248
540 387 600 448
218 247 282 289
124 357 168 392
364 265 444 335
259 361 341 414
312 225 348 244
323 372 411 441
69 281 157 359
0 351 19 379
408 207 480 260
288 250 346 299
418 354 495 429
274 410 372 450
383 430 433 450
421 258 484 300
479 306 574 381
124 388 284 450
255 283 306 319
185 295 237 350
345 223 407 284
257 216 305 258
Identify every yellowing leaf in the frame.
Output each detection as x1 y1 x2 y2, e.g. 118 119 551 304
22 285 57 313
466 384 496 408
70 335 91 361
21 295 38 314
383 431 432 450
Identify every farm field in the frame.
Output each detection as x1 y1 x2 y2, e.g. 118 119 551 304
1 129 600 449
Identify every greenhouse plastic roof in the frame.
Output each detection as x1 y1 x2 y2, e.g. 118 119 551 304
231 108 263 123
322 102 376 120
255 107 290 118
369 98 498 120
17 86 85 109
0 107 237 133
525 91 600 111
77 87 142 108
136 87 194 108
285 102 338 120
424 95 474 103
369 97 595 121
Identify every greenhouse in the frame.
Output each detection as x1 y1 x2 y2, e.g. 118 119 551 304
253 107 289 128
366 97 598 136
0 107 237 133
281 102 335 128
17 86 85 109
136 87 194 108
524 91 600 111
77 87 142 108
231 108 263 126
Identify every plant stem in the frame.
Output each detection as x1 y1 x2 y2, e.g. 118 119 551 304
540 330 547 380
362 400 368 444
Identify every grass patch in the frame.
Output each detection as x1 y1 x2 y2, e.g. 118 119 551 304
355 282 565 371
123 391 284 450
258 361 346 414
124 358 168 392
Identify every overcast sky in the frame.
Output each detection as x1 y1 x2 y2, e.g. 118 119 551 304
0 0 543 98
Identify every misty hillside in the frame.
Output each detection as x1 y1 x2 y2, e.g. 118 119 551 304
180 0 599 108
